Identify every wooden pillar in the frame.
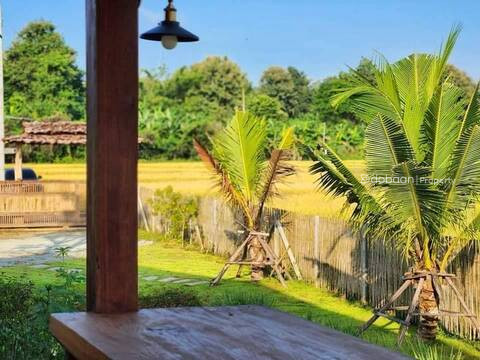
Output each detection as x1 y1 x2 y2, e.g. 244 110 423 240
14 144 22 181
86 0 138 313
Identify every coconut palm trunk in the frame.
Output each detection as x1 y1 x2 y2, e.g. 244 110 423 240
417 274 440 340
249 235 265 281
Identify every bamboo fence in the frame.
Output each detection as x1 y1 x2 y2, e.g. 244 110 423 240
0 180 86 228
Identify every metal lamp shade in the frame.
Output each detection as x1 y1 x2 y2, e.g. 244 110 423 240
140 21 199 42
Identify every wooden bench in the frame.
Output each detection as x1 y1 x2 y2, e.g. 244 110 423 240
50 305 410 360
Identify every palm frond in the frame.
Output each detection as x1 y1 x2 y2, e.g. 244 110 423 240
444 84 480 211
385 161 446 266
255 149 295 227
310 142 391 235
254 127 296 227
422 82 464 181
193 138 253 226
428 24 462 98
365 114 414 178
213 111 267 203
445 125 480 209
277 127 295 150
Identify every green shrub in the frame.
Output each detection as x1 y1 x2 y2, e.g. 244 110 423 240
0 275 63 359
148 186 198 243
140 288 202 308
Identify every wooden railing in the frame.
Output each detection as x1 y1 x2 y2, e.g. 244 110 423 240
0 180 86 228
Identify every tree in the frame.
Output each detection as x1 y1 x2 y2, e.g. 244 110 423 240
311 27 480 340
287 66 312 116
246 93 287 122
4 21 85 120
164 56 250 123
444 64 476 99
259 66 311 117
311 58 376 125
194 111 295 280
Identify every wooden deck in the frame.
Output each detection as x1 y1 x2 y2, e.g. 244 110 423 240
50 305 410 360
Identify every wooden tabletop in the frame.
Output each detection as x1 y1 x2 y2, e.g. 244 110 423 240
50 305 410 360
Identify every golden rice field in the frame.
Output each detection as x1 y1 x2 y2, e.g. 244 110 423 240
24 161 366 217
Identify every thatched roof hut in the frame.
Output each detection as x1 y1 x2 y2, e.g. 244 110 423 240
3 120 87 180
4 121 87 145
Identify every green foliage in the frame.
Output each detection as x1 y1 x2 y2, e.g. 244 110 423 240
444 64 476 99
259 66 311 117
4 21 85 120
138 57 249 160
149 186 198 241
164 56 250 123
247 93 287 122
140 288 202 308
267 114 364 159
139 104 213 159
0 274 83 359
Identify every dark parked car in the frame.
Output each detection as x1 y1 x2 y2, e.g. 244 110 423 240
4 168 40 181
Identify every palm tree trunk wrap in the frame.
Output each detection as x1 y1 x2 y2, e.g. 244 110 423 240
249 235 265 281
417 274 440 340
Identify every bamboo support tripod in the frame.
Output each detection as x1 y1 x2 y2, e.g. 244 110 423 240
361 270 480 344
210 230 287 287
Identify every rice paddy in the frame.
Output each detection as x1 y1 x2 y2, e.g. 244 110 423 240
22 161 366 217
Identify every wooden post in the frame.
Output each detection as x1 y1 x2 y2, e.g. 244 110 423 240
276 221 303 280
313 216 320 287
14 144 22 180
86 0 138 313
138 186 150 232
360 228 368 305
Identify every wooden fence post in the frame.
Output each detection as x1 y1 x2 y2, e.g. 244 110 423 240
276 220 303 280
360 227 368 304
314 216 320 288
137 186 150 232
213 199 218 254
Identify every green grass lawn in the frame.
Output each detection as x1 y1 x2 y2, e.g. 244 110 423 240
2 231 479 359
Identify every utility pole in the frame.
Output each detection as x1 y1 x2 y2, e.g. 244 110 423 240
0 4 4 181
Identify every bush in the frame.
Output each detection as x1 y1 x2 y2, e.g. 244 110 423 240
0 275 63 359
140 287 202 308
148 186 198 243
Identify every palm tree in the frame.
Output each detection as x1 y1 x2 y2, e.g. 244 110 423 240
194 110 295 281
310 27 480 340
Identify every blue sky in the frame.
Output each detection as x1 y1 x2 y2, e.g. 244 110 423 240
3 0 480 84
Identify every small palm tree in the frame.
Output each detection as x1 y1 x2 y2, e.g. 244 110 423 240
195 110 295 280
310 27 480 340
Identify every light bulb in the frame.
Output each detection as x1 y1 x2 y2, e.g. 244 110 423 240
161 35 178 50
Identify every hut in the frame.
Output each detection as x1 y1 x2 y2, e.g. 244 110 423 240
4 120 86 180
